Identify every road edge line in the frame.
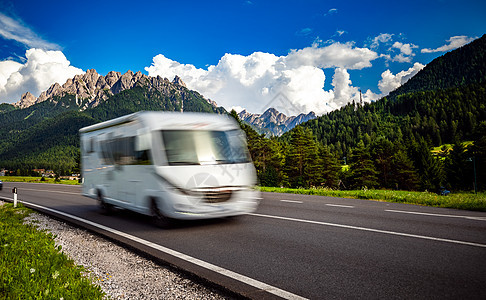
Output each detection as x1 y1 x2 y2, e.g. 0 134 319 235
0 196 308 300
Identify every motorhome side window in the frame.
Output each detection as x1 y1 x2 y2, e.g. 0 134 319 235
161 130 251 166
87 137 96 153
99 136 151 165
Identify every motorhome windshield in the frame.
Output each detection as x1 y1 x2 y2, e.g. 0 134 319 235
161 130 251 165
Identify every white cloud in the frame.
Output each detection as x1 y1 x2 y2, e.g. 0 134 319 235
0 48 84 103
231 106 245 113
368 34 419 63
331 68 359 107
390 42 418 62
331 68 377 106
392 42 415 56
286 42 378 70
369 33 394 49
334 30 347 37
421 35 476 53
0 12 60 50
378 62 425 96
145 42 379 115
0 60 22 96
324 8 338 16
296 28 313 36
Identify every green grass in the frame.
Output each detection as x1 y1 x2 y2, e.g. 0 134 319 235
258 186 486 211
0 203 105 299
0 176 80 185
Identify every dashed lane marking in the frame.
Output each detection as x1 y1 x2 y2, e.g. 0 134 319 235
280 200 304 204
326 204 354 208
249 213 486 248
385 209 486 221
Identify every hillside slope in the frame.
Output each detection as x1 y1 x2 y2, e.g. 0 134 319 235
388 34 486 99
290 35 486 157
0 72 224 173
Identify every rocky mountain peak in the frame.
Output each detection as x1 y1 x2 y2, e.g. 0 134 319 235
13 69 217 110
261 107 287 124
17 92 37 108
238 107 317 136
172 75 186 87
105 71 122 86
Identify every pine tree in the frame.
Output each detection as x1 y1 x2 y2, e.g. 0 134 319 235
319 145 341 189
285 126 321 188
349 140 379 189
370 137 394 188
409 137 444 191
389 149 420 190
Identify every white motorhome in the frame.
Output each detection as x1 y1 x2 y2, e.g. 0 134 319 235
80 111 259 225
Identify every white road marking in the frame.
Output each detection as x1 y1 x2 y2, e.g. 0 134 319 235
249 213 486 249
385 209 486 221
16 187 79 196
326 204 354 208
280 200 303 204
7 198 308 300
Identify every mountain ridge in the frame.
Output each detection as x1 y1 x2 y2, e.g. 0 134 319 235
0 70 225 172
10 68 317 136
386 34 486 100
238 108 316 136
13 69 210 110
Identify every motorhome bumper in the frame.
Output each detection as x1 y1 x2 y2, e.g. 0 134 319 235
170 196 259 219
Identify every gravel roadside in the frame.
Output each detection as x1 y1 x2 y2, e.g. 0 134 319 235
16 207 228 299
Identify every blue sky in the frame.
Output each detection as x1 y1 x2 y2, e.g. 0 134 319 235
1 0 485 115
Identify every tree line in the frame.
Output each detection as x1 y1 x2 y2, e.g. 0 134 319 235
232 108 486 193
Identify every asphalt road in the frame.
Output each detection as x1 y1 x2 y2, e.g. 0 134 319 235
1 182 486 299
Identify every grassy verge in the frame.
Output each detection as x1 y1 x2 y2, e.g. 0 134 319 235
0 202 105 299
2 176 484 211
258 186 486 212
0 176 80 185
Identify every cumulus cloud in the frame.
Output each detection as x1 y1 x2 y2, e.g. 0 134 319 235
146 41 379 115
367 34 419 63
378 62 425 96
390 42 418 63
0 12 60 50
0 48 84 103
0 60 22 95
369 33 394 49
421 35 476 53
392 42 415 56
286 42 378 70
331 68 359 107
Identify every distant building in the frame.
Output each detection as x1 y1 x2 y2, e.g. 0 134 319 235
60 175 80 180
33 169 46 175
44 170 56 177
